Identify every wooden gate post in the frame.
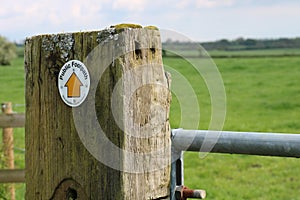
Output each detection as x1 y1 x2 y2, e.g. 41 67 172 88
1 102 15 200
25 24 171 199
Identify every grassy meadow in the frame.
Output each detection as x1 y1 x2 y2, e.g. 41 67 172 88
164 48 300 58
1 48 300 199
0 56 25 199
164 55 300 199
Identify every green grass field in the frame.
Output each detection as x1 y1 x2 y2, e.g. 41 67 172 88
0 56 25 199
209 48 300 57
1 49 300 199
164 55 300 199
165 48 300 58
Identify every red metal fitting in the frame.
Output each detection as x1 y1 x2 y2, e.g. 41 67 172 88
175 185 206 200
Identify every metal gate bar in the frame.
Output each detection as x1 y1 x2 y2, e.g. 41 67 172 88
170 129 300 199
172 129 300 158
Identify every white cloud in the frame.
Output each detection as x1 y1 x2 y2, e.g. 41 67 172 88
1 0 300 42
1 0 105 25
0 0 112 40
252 3 300 17
196 0 235 8
176 0 192 9
112 0 149 12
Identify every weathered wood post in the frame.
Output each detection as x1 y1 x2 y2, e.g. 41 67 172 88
25 24 171 199
1 102 15 200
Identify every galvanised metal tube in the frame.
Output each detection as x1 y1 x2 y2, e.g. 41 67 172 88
172 129 300 158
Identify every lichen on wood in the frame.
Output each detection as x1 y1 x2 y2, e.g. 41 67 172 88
96 28 117 44
42 33 74 61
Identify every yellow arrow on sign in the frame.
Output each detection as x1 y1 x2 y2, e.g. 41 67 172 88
65 73 83 98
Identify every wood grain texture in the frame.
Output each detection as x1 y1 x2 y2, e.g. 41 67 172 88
25 27 171 199
0 113 25 128
1 102 16 200
0 169 25 183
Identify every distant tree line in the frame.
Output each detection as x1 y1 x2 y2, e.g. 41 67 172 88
163 37 300 51
202 37 300 50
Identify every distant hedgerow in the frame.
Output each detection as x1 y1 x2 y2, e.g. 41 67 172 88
0 36 17 66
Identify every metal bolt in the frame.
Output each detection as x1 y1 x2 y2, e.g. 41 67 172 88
175 185 206 200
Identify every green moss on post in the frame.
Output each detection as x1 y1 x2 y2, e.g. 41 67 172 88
110 24 159 33
111 23 143 33
111 23 143 29
145 25 159 31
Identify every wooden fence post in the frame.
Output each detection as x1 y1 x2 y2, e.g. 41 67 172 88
1 102 15 200
25 24 171 199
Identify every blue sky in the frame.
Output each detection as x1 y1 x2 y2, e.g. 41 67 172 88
1 0 300 42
